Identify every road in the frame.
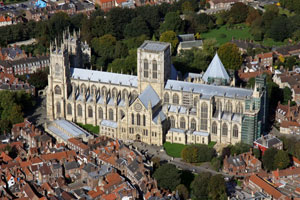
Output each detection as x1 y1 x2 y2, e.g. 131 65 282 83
131 141 232 177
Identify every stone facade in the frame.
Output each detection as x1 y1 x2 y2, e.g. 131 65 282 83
46 33 267 146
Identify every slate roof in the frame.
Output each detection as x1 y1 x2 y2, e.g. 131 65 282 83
127 159 139 173
64 161 79 171
165 79 253 98
202 53 230 82
0 47 23 59
139 40 170 52
50 119 93 139
138 85 160 109
254 135 282 148
71 68 138 87
178 34 195 42
0 56 49 68
227 155 245 167
152 108 166 124
179 40 203 49
192 131 209 137
100 120 118 128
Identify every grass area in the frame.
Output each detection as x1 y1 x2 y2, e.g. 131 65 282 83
279 7 295 17
201 24 253 45
261 38 289 47
201 23 289 48
163 142 186 158
164 141 217 158
208 141 217 148
77 123 99 134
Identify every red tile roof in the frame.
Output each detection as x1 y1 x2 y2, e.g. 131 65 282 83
272 167 300 178
102 193 117 200
249 174 284 199
281 121 300 128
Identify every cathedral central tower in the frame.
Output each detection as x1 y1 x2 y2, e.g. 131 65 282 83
137 41 171 98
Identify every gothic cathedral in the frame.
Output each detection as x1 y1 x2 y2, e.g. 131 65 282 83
46 32 267 146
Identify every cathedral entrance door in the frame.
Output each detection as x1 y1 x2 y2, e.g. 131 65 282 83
136 134 141 141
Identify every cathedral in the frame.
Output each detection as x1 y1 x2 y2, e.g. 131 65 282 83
46 32 267 146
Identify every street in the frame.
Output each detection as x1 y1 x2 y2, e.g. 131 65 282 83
131 141 232 177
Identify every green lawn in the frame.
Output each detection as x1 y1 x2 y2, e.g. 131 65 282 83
279 7 295 17
163 142 186 158
261 38 289 47
201 24 289 48
201 24 253 45
77 123 99 134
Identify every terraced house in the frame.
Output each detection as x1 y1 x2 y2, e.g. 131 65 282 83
46 32 267 146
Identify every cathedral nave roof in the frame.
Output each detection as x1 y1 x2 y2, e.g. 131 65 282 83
70 68 138 87
165 80 253 99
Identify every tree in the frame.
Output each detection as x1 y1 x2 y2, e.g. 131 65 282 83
91 34 117 68
293 142 300 160
160 30 179 55
229 2 249 23
202 38 219 58
282 87 292 105
160 12 184 34
230 143 251 156
153 164 181 191
27 68 49 90
274 150 290 170
175 184 189 200
262 5 279 29
107 49 137 74
124 16 150 38
136 6 161 36
191 172 211 200
114 41 128 59
246 7 261 26
253 148 261 159
151 157 161 171
218 43 242 71
181 145 216 163
285 56 297 70
211 157 221 171
208 175 227 200
181 1 194 13
106 7 136 39
262 148 278 171
267 16 293 41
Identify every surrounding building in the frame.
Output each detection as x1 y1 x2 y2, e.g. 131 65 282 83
4 119 171 199
0 15 13 27
0 46 27 61
46 33 267 146
177 34 203 54
275 43 300 57
273 69 300 104
45 119 94 143
0 72 35 95
0 55 49 75
230 39 265 54
223 149 262 176
254 52 274 68
253 134 283 154
209 0 253 10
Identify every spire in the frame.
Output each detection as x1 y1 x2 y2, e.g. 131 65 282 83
148 101 152 110
202 52 230 83
157 114 161 124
